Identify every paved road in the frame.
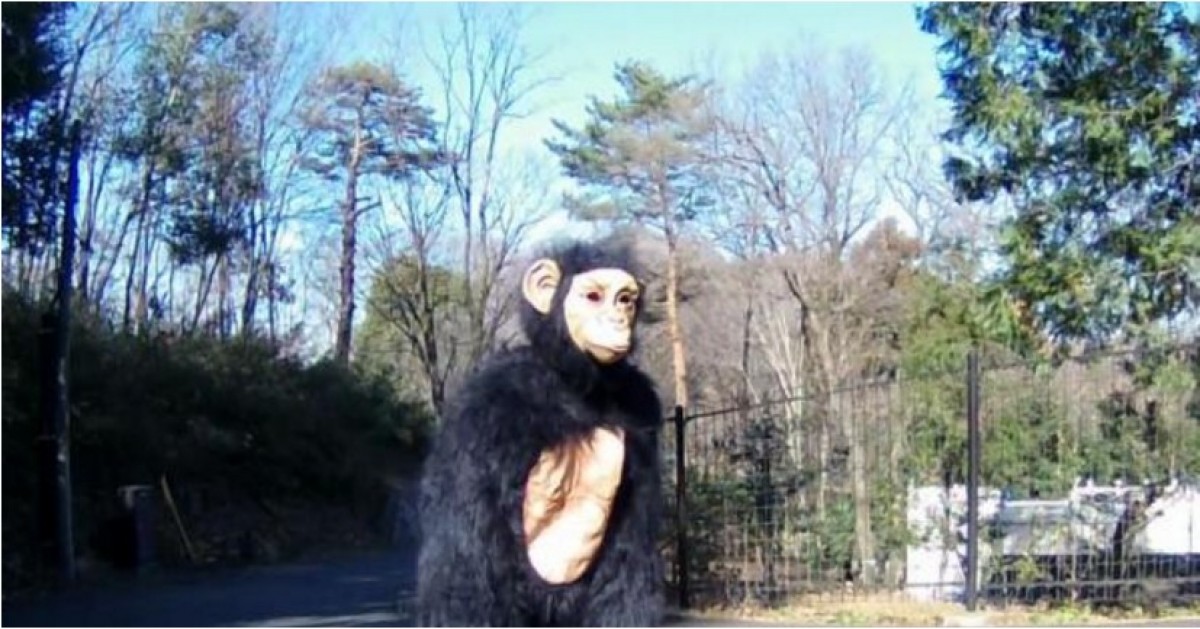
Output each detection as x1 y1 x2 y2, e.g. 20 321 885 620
3 549 415 627
2 549 750 628
4 550 1198 627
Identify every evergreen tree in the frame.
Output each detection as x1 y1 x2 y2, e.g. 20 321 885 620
919 3 1199 345
299 63 441 364
2 2 73 252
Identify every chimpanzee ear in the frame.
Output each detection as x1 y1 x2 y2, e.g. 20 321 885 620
522 258 561 315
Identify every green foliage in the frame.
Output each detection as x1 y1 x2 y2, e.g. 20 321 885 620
1 1 74 252
299 61 443 183
1082 347 1200 482
895 270 1033 488
355 254 469 411
115 3 273 266
900 365 969 487
163 5 268 264
981 372 1082 497
803 497 856 580
896 269 1196 495
2 289 431 586
546 60 716 235
671 475 754 603
919 3 1200 343
1 2 71 120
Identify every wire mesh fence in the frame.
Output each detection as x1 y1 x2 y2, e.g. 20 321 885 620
976 347 1200 608
661 343 1200 611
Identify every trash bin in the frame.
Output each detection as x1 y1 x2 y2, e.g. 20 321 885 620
117 484 155 573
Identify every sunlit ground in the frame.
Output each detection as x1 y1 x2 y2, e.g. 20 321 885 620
689 594 1200 627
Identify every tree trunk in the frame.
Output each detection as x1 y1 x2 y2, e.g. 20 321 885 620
850 404 876 585
237 204 259 336
134 207 155 331
739 292 754 406
459 165 475 362
425 345 446 418
94 207 133 310
4 249 25 294
242 258 259 337
334 130 363 366
191 258 219 334
217 254 231 338
75 146 102 304
665 238 689 409
124 160 155 333
794 291 827 521
36 244 58 298
816 406 828 521
92 211 133 311
40 120 82 582
166 263 177 328
418 258 445 415
267 260 278 342
123 209 145 332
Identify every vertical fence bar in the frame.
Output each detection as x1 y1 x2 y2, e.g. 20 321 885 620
673 404 690 609
965 348 981 612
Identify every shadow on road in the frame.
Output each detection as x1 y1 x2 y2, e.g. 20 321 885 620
2 547 787 628
8 550 1196 628
3 549 415 627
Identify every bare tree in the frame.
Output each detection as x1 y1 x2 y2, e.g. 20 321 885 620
362 175 458 412
67 3 139 308
883 106 1002 284
359 4 552 414
428 4 553 366
237 3 335 339
715 39 912 585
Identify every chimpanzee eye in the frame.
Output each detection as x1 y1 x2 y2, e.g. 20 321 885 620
617 293 633 305
586 291 603 303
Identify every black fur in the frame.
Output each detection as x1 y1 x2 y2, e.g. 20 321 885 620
415 238 665 627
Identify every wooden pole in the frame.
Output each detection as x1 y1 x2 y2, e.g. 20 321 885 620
160 475 197 564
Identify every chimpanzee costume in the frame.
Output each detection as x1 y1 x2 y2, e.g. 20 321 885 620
415 239 665 626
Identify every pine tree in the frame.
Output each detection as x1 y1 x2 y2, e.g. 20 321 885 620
547 61 716 408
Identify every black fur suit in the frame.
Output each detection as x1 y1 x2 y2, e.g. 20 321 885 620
414 242 666 626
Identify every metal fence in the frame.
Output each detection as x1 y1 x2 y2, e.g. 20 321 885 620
661 344 1200 611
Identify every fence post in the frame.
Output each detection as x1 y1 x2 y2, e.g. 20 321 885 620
673 404 690 610
965 347 981 612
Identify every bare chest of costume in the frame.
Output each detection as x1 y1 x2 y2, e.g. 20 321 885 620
521 420 628 585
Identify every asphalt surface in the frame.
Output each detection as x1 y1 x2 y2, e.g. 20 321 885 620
4 549 1199 627
3 549 415 627
4 548 759 628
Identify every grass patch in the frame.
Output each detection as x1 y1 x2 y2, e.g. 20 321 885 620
691 592 964 626
689 593 1200 626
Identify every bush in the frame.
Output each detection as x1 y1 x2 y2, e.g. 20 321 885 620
2 290 433 590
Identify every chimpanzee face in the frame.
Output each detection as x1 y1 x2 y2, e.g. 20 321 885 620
522 259 640 365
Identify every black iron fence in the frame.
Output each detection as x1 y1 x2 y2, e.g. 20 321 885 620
662 343 1200 611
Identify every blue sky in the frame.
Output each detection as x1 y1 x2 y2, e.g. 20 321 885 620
324 1 949 243
342 1 946 139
